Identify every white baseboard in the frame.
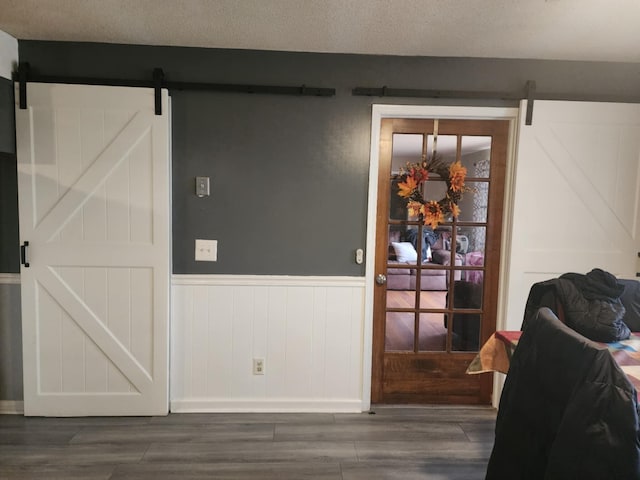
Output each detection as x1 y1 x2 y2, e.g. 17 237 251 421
0 400 24 414
170 398 364 413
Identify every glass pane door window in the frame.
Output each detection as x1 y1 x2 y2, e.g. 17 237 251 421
385 132 492 354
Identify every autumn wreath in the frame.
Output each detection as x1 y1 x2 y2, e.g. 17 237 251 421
396 157 468 229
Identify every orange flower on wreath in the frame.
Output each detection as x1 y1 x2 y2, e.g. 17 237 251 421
409 165 429 184
397 175 418 198
407 200 424 218
449 161 467 193
422 201 444 229
449 202 461 219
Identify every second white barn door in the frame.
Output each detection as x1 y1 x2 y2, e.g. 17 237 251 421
16 83 170 416
506 100 640 329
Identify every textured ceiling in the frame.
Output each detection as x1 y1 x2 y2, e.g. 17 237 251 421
1 0 639 62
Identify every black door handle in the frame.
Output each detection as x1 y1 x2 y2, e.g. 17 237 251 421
21 241 29 267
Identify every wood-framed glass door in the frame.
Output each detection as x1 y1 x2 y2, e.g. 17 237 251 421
371 118 510 405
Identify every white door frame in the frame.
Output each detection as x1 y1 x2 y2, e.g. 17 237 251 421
362 104 520 410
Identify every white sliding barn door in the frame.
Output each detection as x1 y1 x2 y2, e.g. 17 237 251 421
505 100 640 330
16 83 170 416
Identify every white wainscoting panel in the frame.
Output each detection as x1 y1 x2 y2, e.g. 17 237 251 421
171 275 366 412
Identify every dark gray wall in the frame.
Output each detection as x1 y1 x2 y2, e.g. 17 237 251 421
0 76 18 273
10 41 640 276
0 152 19 273
0 78 15 154
171 91 369 274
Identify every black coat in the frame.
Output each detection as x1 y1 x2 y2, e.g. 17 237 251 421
522 269 629 343
485 308 640 480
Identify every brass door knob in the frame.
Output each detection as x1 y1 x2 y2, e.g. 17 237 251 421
375 274 387 285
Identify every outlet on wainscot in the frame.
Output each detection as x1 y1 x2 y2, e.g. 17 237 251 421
253 358 265 375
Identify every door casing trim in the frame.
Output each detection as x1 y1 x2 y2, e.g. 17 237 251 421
363 104 520 410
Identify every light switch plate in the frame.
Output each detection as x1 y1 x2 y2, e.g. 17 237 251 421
195 176 210 197
195 239 217 261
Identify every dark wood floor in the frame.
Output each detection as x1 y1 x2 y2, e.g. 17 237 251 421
0 406 497 479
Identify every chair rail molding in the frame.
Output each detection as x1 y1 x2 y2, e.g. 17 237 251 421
0 273 20 284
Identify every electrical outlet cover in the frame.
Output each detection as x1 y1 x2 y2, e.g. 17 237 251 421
195 239 217 261
253 358 265 375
